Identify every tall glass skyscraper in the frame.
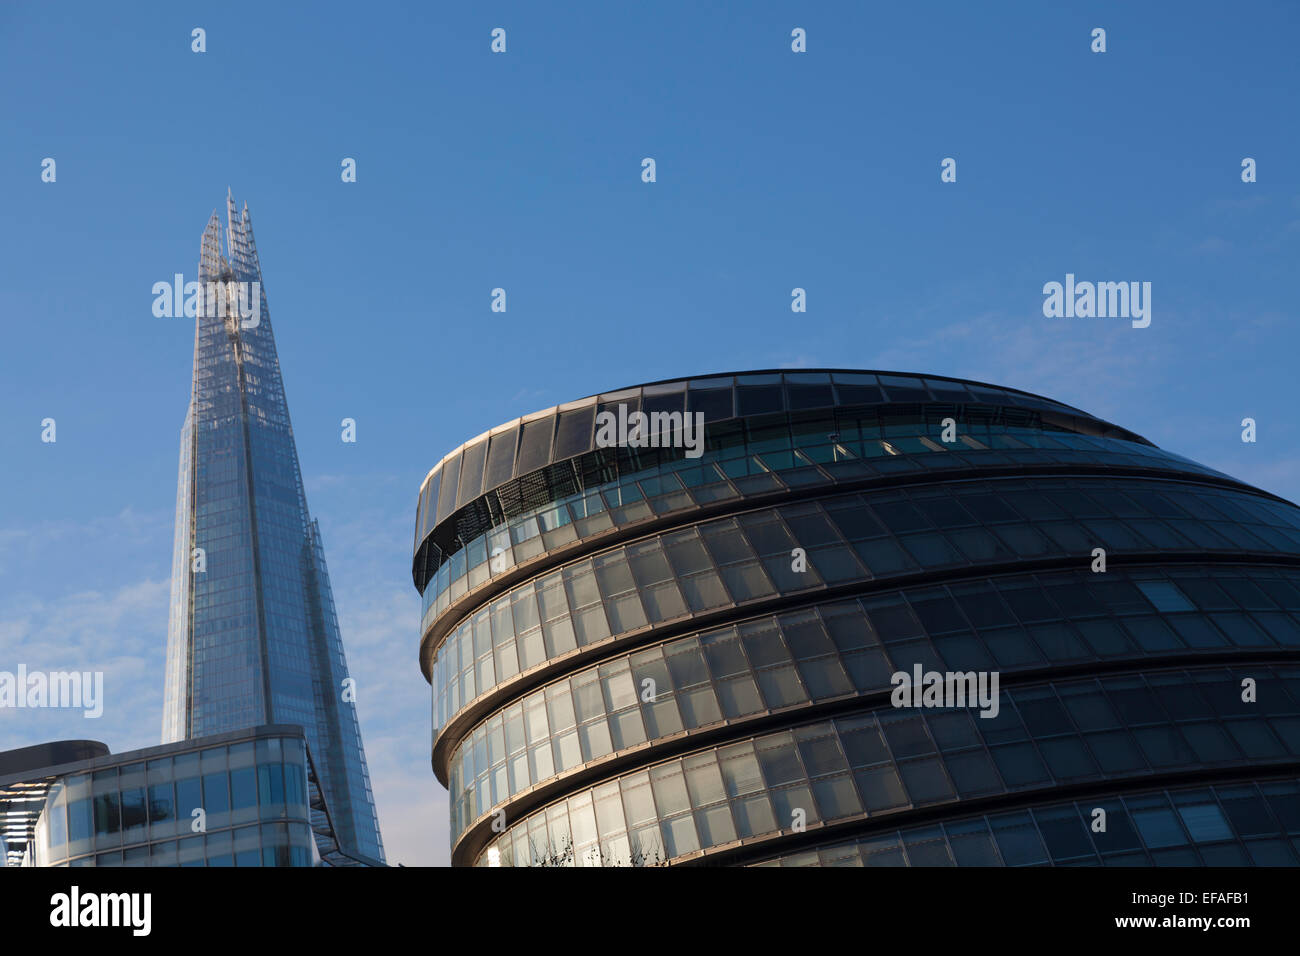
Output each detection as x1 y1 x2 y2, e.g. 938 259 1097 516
413 370 1300 867
164 192 385 863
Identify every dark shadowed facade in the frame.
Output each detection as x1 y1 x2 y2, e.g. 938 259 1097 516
412 370 1300 866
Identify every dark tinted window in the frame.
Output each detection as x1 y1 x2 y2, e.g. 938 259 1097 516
484 428 518 491
456 439 488 508
737 385 784 416
435 452 461 525
554 406 595 459
515 416 555 475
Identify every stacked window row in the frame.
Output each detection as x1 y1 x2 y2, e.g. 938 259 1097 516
754 779 1300 867
414 371 1109 547
470 665 1300 864
33 737 312 866
446 564 1300 839
429 476 1300 731
413 392 1169 584
50 822 315 868
419 416 1222 615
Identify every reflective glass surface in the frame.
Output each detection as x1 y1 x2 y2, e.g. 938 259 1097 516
418 371 1300 867
162 195 384 863
32 736 313 867
445 566 1300 840
429 477 1300 733
414 370 1142 550
751 779 1300 867
415 407 1223 597
474 667 1300 865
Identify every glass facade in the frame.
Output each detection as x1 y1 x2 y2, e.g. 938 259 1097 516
468 666 1300 865
751 779 1300 867
20 728 318 867
163 193 384 863
414 369 1300 866
414 418 1238 632
444 578 1300 843
426 481 1300 735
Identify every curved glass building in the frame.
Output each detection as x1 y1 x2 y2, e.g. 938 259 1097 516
413 370 1300 867
1 726 375 867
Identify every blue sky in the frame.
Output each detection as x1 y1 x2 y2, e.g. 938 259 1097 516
1 1 1297 866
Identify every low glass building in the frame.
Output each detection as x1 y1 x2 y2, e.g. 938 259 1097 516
412 369 1300 866
1 725 380 867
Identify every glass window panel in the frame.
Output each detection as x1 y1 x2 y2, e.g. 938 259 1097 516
257 762 284 813
515 416 555 475
700 627 748 677
812 775 864 819
989 743 1049 787
1034 806 1094 860
679 571 730 611
202 771 230 817
945 749 1003 796
1133 807 1187 848
1136 580 1196 613
855 765 909 811
456 439 488 509
947 820 1001 865
484 427 519 491
435 452 462 525
1085 730 1146 774
990 812 1048 866
718 743 764 797
1177 803 1234 843
554 406 596 459
756 735 804 786
1082 800 1140 855
716 675 763 718
898 758 955 803
175 774 203 823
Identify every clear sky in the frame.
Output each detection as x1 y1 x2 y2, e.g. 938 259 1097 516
1 1 1297 866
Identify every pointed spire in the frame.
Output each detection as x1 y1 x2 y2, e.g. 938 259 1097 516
199 210 224 280
224 191 261 282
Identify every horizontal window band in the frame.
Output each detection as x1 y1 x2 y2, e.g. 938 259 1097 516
430 550 1300 781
